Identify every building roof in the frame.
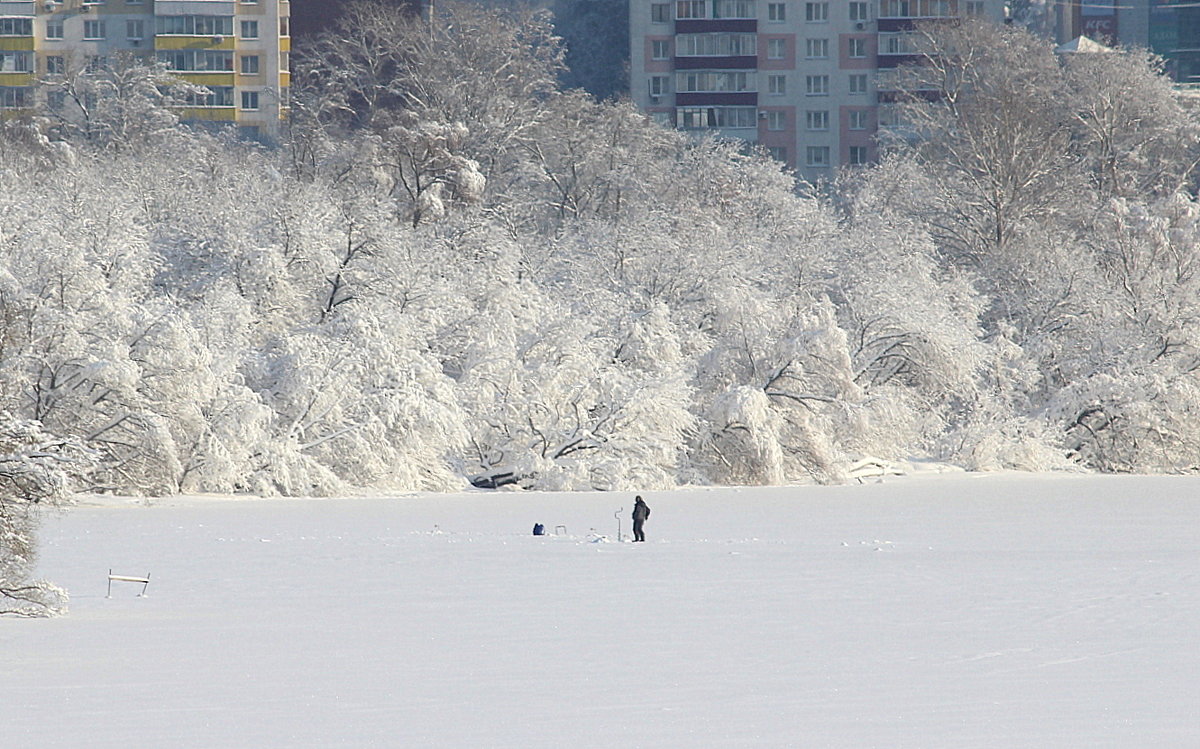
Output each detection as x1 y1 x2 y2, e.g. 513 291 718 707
1055 36 1115 55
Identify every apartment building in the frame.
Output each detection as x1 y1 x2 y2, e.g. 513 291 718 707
0 0 289 139
630 0 1006 181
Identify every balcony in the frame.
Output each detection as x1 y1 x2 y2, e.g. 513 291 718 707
675 91 757 106
875 53 921 68
675 19 757 34
674 55 757 70
156 1 237 13
0 3 34 18
878 11 962 32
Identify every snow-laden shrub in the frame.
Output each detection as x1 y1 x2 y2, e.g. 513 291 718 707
698 386 781 485
940 407 1077 472
0 414 95 617
1050 369 1200 474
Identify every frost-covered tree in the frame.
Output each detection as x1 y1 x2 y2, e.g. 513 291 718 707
0 414 94 617
695 297 858 485
1043 195 1200 473
1061 48 1200 198
876 19 1200 473
515 94 684 232
295 0 564 188
290 0 415 129
885 19 1079 257
40 52 206 152
372 114 486 227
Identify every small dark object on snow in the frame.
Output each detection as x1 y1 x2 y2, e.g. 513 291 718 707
632 496 650 542
533 523 545 536
471 472 519 489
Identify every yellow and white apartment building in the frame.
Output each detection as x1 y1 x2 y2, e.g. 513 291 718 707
0 0 289 138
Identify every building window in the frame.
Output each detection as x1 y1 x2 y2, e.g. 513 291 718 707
45 55 65 75
127 20 145 40
45 21 64 40
0 51 32 73
805 74 829 95
848 109 868 130
766 146 787 162
767 74 786 95
966 0 985 16
805 110 828 130
766 110 786 130
878 105 898 127
0 18 33 36
714 0 756 18
158 16 235 36
677 71 753 93
240 20 259 39
241 54 260 75
805 38 828 58
83 20 106 40
881 33 915 55
806 145 830 167
848 38 867 58
47 90 66 110
767 3 785 21
677 106 757 129
676 33 756 56
0 51 31 73
185 86 234 107
876 69 900 91
279 16 289 36
85 56 107 73
767 38 785 59
850 1 869 21
0 86 30 108
651 39 670 60
880 0 955 18
805 2 828 22
651 3 671 22
241 90 259 110
677 0 707 19
849 73 868 94
849 145 870 165
158 50 234 72
649 74 669 96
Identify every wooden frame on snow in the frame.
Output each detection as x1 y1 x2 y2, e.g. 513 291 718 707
107 570 151 598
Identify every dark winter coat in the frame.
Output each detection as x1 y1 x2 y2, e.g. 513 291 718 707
632 499 650 523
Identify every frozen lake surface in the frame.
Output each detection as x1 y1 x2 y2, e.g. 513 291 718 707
4 472 1198 747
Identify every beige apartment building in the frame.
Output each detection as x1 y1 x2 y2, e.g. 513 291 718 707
0 0 289 139
630 0 1007 181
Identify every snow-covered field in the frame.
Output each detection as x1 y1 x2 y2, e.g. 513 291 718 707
4 473 1198 748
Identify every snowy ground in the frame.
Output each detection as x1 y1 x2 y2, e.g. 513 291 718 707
3 472 1198 748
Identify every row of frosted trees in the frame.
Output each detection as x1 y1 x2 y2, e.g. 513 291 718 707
2 5 1200 505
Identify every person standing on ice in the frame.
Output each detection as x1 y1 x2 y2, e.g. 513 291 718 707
632 496 650 542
